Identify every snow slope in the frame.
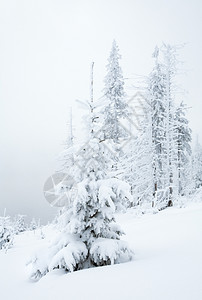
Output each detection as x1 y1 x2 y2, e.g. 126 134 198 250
0 202 202 300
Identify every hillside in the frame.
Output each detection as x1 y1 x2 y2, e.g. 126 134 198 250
0 201 202 300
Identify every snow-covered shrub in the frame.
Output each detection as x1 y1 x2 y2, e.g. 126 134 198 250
0 216 14 251
30 218 37 232
14 214 27 234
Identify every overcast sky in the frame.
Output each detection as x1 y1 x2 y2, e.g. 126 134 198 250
1 0 202 223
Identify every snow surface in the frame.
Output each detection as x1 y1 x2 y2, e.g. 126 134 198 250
0 202 202 300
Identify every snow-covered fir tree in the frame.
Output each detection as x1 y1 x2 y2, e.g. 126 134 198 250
192 137 202 189
60 107 75 173
161 44 179 206
121 44 186 210
28 64 133 280
30 218 37 232
0 214 14 251
102 40 128 143
121 94 153 207
174 102 192 195
14 214 26 234
148 46 168 207
147 44 179 208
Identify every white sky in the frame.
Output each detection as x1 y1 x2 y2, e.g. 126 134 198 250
1 0 202 222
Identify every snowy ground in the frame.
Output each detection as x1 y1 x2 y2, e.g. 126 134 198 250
0 202 202 300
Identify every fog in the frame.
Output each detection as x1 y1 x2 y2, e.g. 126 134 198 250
1 0 202 223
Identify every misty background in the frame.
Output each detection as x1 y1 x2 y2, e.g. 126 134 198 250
0 0 202 223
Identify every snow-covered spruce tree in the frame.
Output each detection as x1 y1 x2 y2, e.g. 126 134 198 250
161 44 179 206
174 102 192 196
148 44 179 209
121 45 172 209
192 137 202 189
14 214 26 234
30 218 37 232
148 46 168 207
121 94 153 207
122 45 188 210
102 40 128 143
60 107 75 173
29 65 133 280
0 215 14 251
182 157 194 196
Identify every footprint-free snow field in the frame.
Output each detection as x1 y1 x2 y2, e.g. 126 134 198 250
0 202 202 300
